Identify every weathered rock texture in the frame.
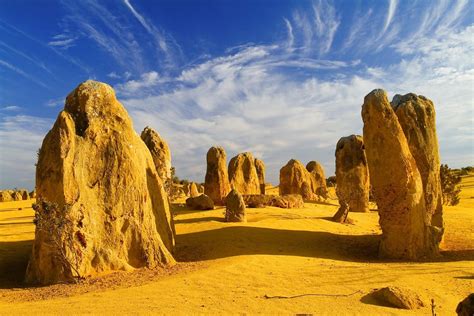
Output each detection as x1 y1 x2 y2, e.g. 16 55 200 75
392 93 443 229
362 89 441 260
306 161 328 199
335 135 370 213
140 126 172 183
186 194 214 210
225 189 246 222
370 287 425 309
204 146 230 205
26 80 175 285
228 152 260 195
0 191 13 202
243 194 304 209
279 159 317 200
254 158 266 195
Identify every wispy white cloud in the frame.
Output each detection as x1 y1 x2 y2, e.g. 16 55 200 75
382 0 398 34
283 18 294 50
0 105 21 111
0 40 55 76
0 59 49 88
0 115 52 190
48 33 77 49
44 97 64 107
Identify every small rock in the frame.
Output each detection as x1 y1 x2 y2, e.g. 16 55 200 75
370 286 425 309
185 194 214 210
225 189 246 222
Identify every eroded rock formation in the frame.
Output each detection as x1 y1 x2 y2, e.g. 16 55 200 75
392 93 443 229
186 194 214 210
306 161 328 199
204 146 230 205
335 135 370 213
362 89 440 260
26 80 175 285
140 126 172 183
225 189 246 222
279 159 316 200
228 152 260 195
254 158 266 195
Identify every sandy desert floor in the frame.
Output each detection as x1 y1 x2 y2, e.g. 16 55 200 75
0 177 472 315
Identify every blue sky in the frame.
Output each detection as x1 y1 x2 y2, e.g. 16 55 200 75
0 0 473 189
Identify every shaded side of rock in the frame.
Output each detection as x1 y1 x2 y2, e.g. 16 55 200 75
370 286 425 309
140 126 172 182
335 135 370 213
225 189 246 222
185 194 214 210
456 293 474 316
306 161 328 199
254 158 266 195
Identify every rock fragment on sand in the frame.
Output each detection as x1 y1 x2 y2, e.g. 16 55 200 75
186 194 215 210
225 189 246 222
370 286 425 310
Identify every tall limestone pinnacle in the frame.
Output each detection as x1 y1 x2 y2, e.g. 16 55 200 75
26 80 175 285
362 89 442 260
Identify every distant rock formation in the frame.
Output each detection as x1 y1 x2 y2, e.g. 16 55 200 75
0 191 13 202
279 159 316 200
306 161 328 199
243 194 304 209
141 126 172 183
335 135 370 213
204 146 230 205
189 182 199 197
228 152 260 195
254 158 266 195
225 189 246 222
392 93 444 230
26 80 175 285
186 194 214 210
362 89 441 260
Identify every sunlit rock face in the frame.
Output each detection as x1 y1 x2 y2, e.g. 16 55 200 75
26 80 175 285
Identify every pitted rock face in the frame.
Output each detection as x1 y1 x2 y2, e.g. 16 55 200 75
335 135 370 213
225 189 246 222
362 89 439 260
228 152 260 195
254 158 266 195
26 80 175 285
279 159 317 200
392 93 443 230
306 161 328 199
140 126 172 182
204 146 230 205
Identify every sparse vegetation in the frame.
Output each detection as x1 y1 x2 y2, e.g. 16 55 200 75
32 200 84 282
440 164 461 206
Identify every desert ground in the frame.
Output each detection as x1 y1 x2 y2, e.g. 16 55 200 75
0 176 472 315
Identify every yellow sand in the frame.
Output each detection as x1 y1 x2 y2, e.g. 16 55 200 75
0 178 472 315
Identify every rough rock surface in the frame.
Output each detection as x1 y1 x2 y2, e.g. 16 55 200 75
279 159 317 200
140 126 172 183
204 146 230 205
272 194 304 209
335 135 370 213
225 189 246 222
362 89 440 260
306 161 328 199
26 80 175 285
0 191 13 202
254 158 266 195
370 287 425 309
392 93 444 229
189 182 199 198
185 194 214 210
456 293 474 316
242 194 304 209
228 152 260 195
